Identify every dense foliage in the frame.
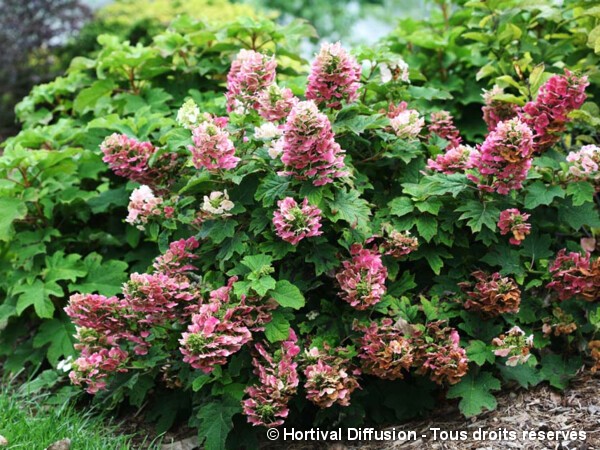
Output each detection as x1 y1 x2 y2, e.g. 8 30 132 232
2 1 600 449
0 17 313 375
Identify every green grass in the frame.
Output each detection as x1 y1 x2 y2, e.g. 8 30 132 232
0 389 138 449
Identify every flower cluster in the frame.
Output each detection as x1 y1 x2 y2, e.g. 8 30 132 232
428 110 462 149
256 84 297 122
413 322 469 385
152 236 199 276
201 190 235 216
380 57 409 84
459 271 521 317
547 249 600 302
243 330 300 427
100 133 178 188
179 277 271 373
126 185 173 230
388 102 424 140
69 346 129 394
468 117 534 195
566 145 600 187
336 244 388 310
301 347 361 408
189 116 240 171
272 197 322 245
254 122 283 140
491 326 534 366
367 226 419 258
356 318 415 380
280 100 347 186
65 294 125 343
542 307 577 337
427 144 478 175
176 99 201 129
306 42 361 109
519 70 588 152
356 319 468 385
498 208 531 245
226 49 277 113
481 85 518 132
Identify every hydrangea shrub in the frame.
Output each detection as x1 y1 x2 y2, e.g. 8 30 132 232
61 30 600 448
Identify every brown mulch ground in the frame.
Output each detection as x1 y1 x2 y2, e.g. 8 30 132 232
256 371 600 450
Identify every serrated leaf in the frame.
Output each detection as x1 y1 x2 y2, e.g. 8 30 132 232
416 215 437 242
270 280 305 309
254 174 290 206
388 197 413 217
466 340 495 366
327 189 371 231
73 79 115 114
558 201 600 230
197 396 241 450
44 251 87 283
539 354 582 389
566 181 595 206
264 309 291 342
456 200 499 233
14 279 62 318
32 318 75 365
498 363 541 388
0 197 27 241
68 253 128 296
524 182 565 209
447 371 501 417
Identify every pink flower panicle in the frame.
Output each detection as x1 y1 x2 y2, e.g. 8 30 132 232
468 117 534 195
189 116 240 171
226 49 277 113
65 294 124 343
491 326 534 366
542 307 578 337
428 110 462 149
413 322 469 385
498 208 531 245
547 249 600 302
306 42 361 109
388 104 424 140
303 356 360 409
242 330 300 427
272 197 322 245
356 318 414 380
427 145 478 175
100 133 177 188
256 84 298 121
280 100 347 186
566 145 600 187
152 236 200 276
179 277 272 373
336 243 388 310
69 346 129 394
519 70 588 152
482 85 519 132
367 226 419 258
126 185 172 230
459 271 521 317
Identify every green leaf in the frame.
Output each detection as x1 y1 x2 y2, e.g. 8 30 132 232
44 251 87 283
521 233 553 261
305 243 338 275
447 371 501 417
524 182 565 209
264 309 292 342
14 279 62 318
68 253 129 296
270 280 305 309
192 374 212 392
197 396 241 450
498 363 541 388
388 197 414 217
73 79 115 114
566 181 595 206
539 354 582 390
241 254 273 273
456 200 499 233
407 85 453 100
327 189 371 231
254 174 290 206
0 197 27 241
32 318 75 365
558 201 600 230
466 340 495 366
416 215 437 242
